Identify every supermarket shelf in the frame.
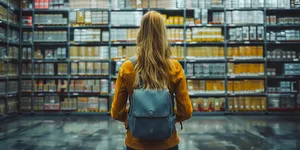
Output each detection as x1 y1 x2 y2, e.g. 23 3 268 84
33 93 68 96
70 42 109 46
228 112 267 115
193 112 225 116
70 25 109 28
22 76 68 79
228 58 265 63
267 59 300 63
186 24 224 27
70 76 109 79
227 75 265 79
266 24 300 28
33 9 69 13
267 41 300 44
33 25 69 29
186 42 225 45
226 8 264 11
69 93 110 97
189 93 225 97
0 1 19 12
0 41 19 46
228 93 266 96
186 59 226 63
0 19 19 29
33 59 68 63
70 60 110 62
71 8 109 11
21 42 69 46
267 92 298 95
20 111 110 116
267 76 300 79
186 76 225 80
227 24 264 27
267 112 300 116
266 8 300 11
227 41 264 45
111 25 140 28
111 42 136 45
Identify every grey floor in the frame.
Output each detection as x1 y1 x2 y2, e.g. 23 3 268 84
0 116 299 150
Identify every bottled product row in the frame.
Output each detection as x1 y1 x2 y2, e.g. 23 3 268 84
0 97 18 116
21 79 109 94
21 96 108 112
0 81 18 95
0 63 18 77
20 0 300 9
0 27 20 43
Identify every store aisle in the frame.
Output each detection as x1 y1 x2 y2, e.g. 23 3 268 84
0 116 299 150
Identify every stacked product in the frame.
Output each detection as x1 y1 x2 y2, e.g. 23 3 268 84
8 64 18 76
8 47 19 59
33 97 44 111
71 62 109 76
44 96 60 110
23 31 67 42
267 50 299 60
187 80 225 94
0 62 5 77
168 28 184 42
266 16 300 25
266 0 291 8
267 68 276 76
34 0 68 9
268 94 296 110
267 81 297 93
7 97 18 113
171 46 184 59
190 27 224 42
111 46 137 60
186 46 224 60
228 26 264 41
57 64 68 75
224 0 264 8
21 97 31 111
8 11 18 25
228 80 265 94
61 98 77 111
70 46 109 60
227 46 264 59
187 0 224 8
111 11 142 25
77 97 108 112
21 0 33 9
70 0 110 8
191 97 225 112
227 63 265 76
8 30 20 43
34 14 68 25
22 64 32 76
161 14 184 25
226 11 264 24
186 63 226 77
228 97 266 112
267 30 300 41
0 81 4 95
0 28 6 41
0 99 5 115
21 80 32 92
149 0 178 8
73 29 101 42
111 29 138 42
33 63 55 75
70 11 108 25
7 81 18 93
69 79 109 94
32 47 67 60
112 0 149 8
0 6 8 21
284 64 300 75
33 80 57 92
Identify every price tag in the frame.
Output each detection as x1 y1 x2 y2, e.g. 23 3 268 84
293 59 299 61
206 24 212 26
113 8 120 11
244 41 250 44
38 93 43 96
190 42 196 44
136 8 142 10
175 42 182 44
275 41 281 44
73 93 78 96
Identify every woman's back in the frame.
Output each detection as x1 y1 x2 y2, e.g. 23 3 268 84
110 11 193 150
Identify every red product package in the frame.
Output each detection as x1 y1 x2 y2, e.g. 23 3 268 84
34 0 39 8
45 0 50 9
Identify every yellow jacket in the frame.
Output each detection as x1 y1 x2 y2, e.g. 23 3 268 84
111 59 193 150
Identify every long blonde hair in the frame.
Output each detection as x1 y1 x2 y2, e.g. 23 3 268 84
134 11 173 89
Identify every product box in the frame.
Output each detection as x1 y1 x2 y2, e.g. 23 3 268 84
99 98 108 112
101 62 109 75
78 62 86 75
186 63 194 77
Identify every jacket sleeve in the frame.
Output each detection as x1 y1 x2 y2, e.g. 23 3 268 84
174 64 193 122
110 65 128 122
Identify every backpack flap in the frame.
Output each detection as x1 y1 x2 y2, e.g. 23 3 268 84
131 89 171 117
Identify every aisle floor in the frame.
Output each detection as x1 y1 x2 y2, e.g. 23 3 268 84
0 116 299 150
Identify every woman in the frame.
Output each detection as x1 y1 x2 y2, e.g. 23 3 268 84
111 11 193 150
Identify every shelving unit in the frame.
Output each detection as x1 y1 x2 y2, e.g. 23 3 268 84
11 0 300 116
0 0 20 120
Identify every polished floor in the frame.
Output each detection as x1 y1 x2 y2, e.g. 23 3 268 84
0 116 299 150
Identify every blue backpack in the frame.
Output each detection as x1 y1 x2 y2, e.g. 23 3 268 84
127 57 176 140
